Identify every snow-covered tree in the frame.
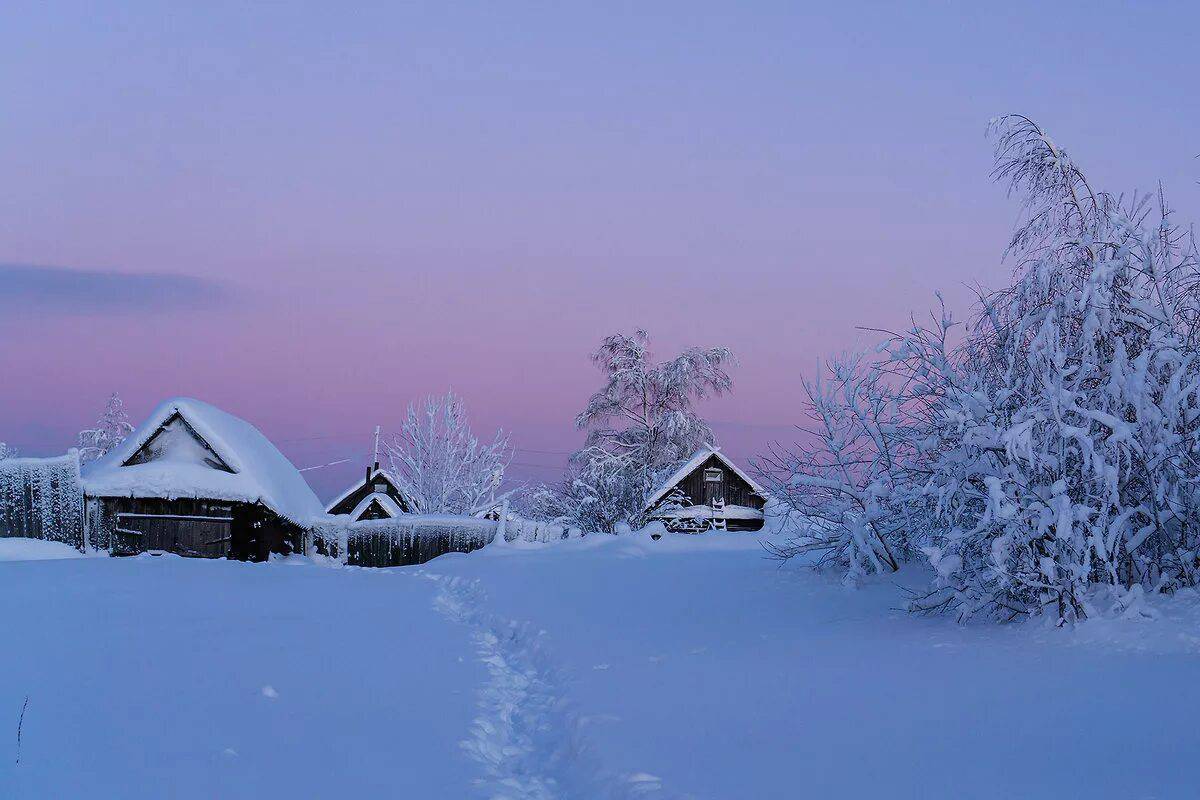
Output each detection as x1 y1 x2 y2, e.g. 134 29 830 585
539 331 735 532
526 447 649 534
77 393 135 465
765 115 1200 623
757 351 923 582
384 391 512 516
906 116 1200 622
0 441 15 460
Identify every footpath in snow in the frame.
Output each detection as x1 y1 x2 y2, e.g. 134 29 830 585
433 531 1200 800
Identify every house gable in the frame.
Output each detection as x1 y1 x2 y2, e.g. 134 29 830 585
122 412 235 473
327 467 411 516
645 448 766 532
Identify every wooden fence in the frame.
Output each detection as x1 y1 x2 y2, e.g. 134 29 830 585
310 515 499 567
308 513 568 568
0 451 85 549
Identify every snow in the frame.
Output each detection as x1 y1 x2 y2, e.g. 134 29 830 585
434 533 1200 799
82 397 323 526
3 531 1199 798
642 446 767 510
657 503 764 520
0 554 479 798
0 537 86 561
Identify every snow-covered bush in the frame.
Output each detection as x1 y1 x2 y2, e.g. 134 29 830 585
768 115 1200 622
77 392 134 465
384 391 512 516
757 351 926 582
533 330 735 532
907 117 1200 622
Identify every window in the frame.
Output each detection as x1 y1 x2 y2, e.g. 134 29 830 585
704 468 723 483
373 482 389 493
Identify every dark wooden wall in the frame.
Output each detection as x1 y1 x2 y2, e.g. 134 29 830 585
100 497 301 561
670 454 765 510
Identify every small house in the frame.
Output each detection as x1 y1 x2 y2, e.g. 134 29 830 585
82 398 323 559
644 446 767 532
325 463 412 522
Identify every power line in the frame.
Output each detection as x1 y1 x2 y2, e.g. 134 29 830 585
298 458 353 473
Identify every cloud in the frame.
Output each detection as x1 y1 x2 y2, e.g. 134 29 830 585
0 264 230 316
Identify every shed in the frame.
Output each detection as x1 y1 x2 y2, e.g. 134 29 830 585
82 398 322 559
644 447 767 532
325 463 412 522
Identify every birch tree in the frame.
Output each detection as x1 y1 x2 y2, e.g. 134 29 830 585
553 330 735 531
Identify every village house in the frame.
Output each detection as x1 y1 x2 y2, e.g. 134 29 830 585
644 446 768 532
81 398 323 560
325 462 412 522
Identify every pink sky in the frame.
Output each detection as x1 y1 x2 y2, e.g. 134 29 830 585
2 4 1199 498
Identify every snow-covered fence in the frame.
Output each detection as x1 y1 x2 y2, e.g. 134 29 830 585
502 514 568 543
308 509 573 568
0 451 84 549
310 515 499 568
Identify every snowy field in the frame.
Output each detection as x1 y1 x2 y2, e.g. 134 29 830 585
3 534 1200 799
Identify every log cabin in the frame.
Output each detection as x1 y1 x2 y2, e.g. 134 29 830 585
81 398 322 559
644 446 768 532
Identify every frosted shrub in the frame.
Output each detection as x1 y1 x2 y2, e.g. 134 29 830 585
768 116 1200 622
909 117 1200 622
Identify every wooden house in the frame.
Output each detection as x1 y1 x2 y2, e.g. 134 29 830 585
325 463 412 522
82 398 323 560
644 447 768 532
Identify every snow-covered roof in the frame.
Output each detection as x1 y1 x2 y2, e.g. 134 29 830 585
643 446 768 511
82 397 323 527
324 466 406 514
349 492 403 520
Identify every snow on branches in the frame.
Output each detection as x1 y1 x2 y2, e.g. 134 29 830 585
757 352 921 583
536 330 735 533
384 391 512 516
766 115 1200 622
77 393 134 465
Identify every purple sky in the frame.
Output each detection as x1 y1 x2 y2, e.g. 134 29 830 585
2 3 1199 499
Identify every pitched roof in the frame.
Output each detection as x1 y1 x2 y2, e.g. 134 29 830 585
349 492 404 520
82 397 323 526
324 466 408 514
643 446 768 511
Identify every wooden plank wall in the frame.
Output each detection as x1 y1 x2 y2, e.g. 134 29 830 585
673 453 764 509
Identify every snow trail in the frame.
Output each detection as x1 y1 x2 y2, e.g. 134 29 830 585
430 574 671 800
